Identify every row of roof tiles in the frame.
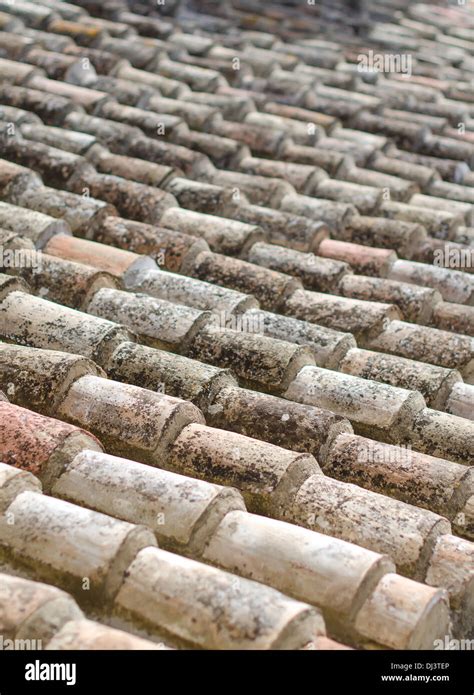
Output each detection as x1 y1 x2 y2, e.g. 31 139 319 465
0 0 473 648
1 393 472 647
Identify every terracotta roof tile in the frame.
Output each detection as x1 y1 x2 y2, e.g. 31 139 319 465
0 201 70 247
0 401 101 484
0 342 104 415
0 572 83 644
0 0 473 650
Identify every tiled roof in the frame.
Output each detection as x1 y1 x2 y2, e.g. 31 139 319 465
0 0 473 650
